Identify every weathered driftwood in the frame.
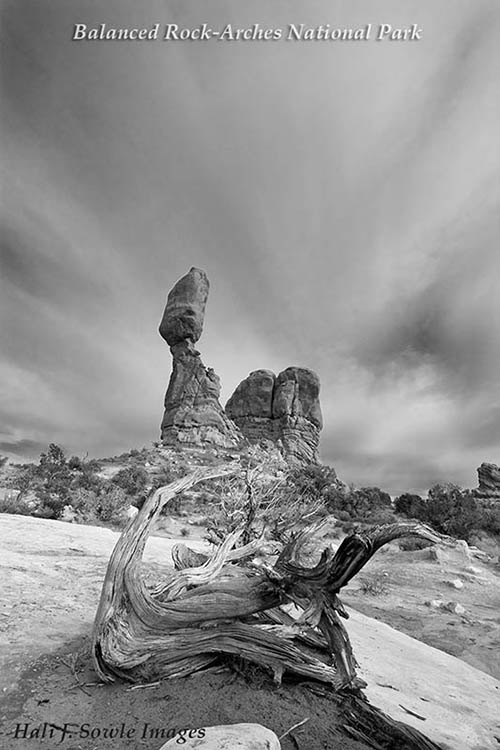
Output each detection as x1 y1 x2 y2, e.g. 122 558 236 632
335 692 443 750
92 464 445 701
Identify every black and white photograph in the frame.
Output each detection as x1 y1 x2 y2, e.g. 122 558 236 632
1 1 499 748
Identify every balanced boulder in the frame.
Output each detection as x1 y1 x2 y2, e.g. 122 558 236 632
159 266 209 346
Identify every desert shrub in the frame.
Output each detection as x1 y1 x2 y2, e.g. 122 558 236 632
68 454 102 472
96 486 130 525
425 484 479 541
26 443 73 518
395 485 500 541
68 455 84 471
355 487 391 512
359 572 388 596
0 490 33 516
112 466 148 496
479 508 500 535
395 493 427 519
364 508 397 525
8 463 38 500
39 443 67 471
69 488 99 523
427 482 462 501
323 482 352 511
398 537 433 551
326 485 391 520
85 458 102 473
204 456 329 548
36 493 69 519
34 504 57 519
287 464 338 502
73 467 105 494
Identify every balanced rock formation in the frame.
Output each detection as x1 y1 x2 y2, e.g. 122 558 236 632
226 367 323 464
475 463 500 502
159 268 324 464
159 267 209 346
159 268 241 448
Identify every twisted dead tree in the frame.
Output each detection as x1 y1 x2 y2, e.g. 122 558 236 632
92 464 445 684
92 464 447 747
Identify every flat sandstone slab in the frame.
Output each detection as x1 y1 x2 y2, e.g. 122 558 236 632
1 514 499 750
347 607 500 750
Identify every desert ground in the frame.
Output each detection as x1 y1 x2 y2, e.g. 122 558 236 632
1 513 500 750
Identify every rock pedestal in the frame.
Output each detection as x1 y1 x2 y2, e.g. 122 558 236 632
159 268 241 448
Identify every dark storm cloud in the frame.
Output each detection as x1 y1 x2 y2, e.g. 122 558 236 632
1 0 499 493
351 199 500 388
0 439 47 460
0 218 110 310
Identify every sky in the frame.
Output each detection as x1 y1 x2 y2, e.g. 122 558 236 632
1 0 499 494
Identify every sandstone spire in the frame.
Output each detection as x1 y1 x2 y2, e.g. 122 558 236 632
159 268 241 448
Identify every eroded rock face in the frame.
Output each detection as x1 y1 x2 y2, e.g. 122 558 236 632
476 463 500 499
225 370 276 444
159 269 241 448
274 367 323 464
274 368 322 428
226 367 323 464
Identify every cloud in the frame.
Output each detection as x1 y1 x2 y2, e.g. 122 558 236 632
0 439 47 461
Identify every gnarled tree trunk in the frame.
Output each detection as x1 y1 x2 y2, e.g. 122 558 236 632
92 464 444 698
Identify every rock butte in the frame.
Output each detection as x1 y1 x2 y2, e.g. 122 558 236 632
159 268 322 464
226 367 323 464
475 462 500 502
